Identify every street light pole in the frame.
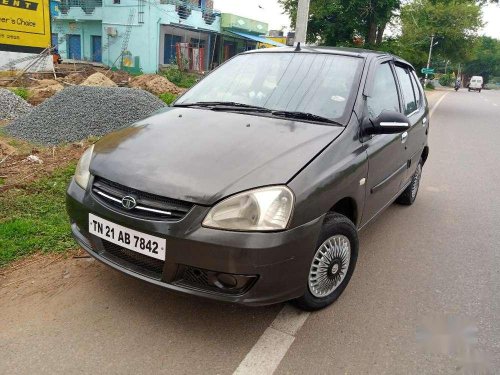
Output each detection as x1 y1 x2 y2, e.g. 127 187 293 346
425 35 435 84
295 0 310 44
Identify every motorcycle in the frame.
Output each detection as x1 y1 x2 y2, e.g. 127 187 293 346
454 81 461 91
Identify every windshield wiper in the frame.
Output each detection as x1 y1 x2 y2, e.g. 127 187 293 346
173 101 271 112
270 110 340 125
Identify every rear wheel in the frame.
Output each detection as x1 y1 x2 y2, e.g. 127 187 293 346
396 159 422 205
293 213 358 311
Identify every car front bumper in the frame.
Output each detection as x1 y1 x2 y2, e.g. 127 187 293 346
66 178 323 306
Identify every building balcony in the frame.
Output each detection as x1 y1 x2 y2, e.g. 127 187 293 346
158 0 220 29
54 0 103 20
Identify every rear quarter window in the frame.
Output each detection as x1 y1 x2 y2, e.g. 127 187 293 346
395 65 418 116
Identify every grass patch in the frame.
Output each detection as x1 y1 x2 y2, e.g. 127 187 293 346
0 163 77 266
9 87 30 100
162 66 199 88
425 82 435 90
158 92 178 105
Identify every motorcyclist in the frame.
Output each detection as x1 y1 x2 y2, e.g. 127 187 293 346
454 78 461 91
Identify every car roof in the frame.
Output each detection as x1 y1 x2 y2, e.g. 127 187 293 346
244 45 414 68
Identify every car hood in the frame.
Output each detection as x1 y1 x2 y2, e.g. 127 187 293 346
90 107 343 205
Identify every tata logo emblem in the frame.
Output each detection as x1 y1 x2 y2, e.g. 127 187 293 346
121 196 137 210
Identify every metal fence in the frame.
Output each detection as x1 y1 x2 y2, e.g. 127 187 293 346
59 0 103 14
159 0 219 25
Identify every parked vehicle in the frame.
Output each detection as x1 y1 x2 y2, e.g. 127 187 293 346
468 76 483 92
67 47 429 310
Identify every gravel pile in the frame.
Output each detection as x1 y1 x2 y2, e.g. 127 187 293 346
0 88 33 120
5 86 166 145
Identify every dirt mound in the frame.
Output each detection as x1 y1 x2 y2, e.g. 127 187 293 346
63 72 85 85
81 72 117 87
108 70 131 85
27 80 64 106
129 74 184 95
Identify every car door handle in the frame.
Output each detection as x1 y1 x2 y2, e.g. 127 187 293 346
401 131 408 143
422 117 427 126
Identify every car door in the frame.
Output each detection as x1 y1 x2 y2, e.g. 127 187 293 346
360 60 408 226
393 64 426 186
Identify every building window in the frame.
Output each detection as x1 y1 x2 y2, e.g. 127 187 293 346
198 0 205 8
113 0 120 4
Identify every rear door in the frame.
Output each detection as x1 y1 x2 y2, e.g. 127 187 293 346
361 59 407 225
393 64 427 186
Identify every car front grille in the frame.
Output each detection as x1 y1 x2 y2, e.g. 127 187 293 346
92 176 193 221
101 240 164 279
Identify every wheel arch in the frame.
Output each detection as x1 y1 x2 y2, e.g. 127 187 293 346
328 197 358 226
421 146 429 165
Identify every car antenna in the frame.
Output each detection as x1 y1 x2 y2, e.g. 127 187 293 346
295 42 301 51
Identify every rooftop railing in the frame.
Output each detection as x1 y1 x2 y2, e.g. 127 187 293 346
158 0 220 25
59 0 103 15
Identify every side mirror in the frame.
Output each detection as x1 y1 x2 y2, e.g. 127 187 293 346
362 110 410 136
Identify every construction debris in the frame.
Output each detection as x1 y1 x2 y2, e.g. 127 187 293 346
129 74 185 95
63 72 86 85
5 86 166 145
81 72 117 87
26 155 43 164
0 88 33 120
27 79 64 106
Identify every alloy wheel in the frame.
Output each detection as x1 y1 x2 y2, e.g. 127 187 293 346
308 235 351 298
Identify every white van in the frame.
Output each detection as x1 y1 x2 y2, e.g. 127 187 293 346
468 76 483 92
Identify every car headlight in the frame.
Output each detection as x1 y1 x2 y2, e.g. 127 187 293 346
202 186 294 231
74 144 94 190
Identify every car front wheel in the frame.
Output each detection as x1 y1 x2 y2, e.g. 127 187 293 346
293 213 358 311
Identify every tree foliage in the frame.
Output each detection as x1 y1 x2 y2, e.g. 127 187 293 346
278 0 400 46
463 36 500 82
397 0 482 69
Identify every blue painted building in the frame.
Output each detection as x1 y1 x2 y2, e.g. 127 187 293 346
51 0 222 73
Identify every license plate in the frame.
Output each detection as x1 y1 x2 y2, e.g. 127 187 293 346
88 213 166 261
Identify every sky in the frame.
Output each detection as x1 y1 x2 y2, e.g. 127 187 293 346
214 0 291 32
481 4 500 39
214 0 500 40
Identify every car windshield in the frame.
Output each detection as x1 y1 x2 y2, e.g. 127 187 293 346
176 52 363 123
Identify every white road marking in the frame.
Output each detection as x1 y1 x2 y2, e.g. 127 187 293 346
430 92 449 119
233 305 310 375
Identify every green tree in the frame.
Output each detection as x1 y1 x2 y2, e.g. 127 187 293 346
279 0 400 46
397 0 482 70
463 36 500 83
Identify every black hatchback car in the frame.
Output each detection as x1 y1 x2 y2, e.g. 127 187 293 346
67 47 429 310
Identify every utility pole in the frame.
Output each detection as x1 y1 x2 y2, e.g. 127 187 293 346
295 0 310 44
425 35 435 84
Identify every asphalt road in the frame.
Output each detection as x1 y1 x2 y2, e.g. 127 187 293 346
1 89 499 374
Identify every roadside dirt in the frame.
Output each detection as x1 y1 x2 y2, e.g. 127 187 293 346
0 129 91 191
0 249 99 306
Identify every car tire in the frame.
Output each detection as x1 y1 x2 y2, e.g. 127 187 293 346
468 88 471 92
293 213 358 311
479 89 482 93
396 159 423 205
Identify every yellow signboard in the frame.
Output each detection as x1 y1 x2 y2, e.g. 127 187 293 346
0 0 51 53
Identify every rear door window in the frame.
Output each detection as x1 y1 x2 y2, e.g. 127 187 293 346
395 65 417 116
409 70 423 109
367 62 400 118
